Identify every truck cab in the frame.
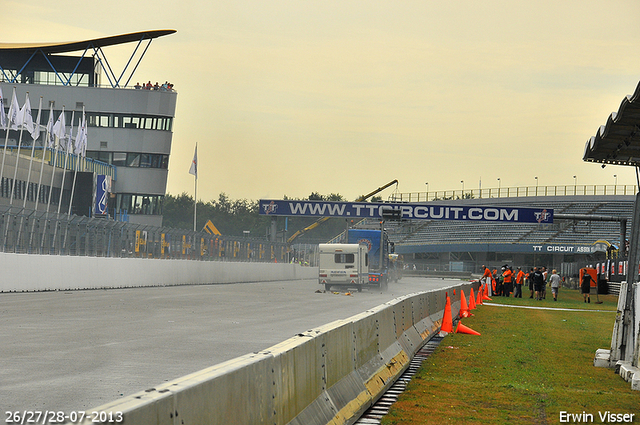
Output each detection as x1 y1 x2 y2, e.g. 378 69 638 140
318 243 369 292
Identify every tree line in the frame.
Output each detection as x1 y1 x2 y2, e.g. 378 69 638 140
162 192 381 243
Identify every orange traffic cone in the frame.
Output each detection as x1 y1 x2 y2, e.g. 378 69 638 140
483 283 492 301
460 290 471 318
476 287 483 305
469 288 477 310
456 321 481 336
440 293 453 333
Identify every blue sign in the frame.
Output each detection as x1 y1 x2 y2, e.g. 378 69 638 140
259 199 553 224
95 175 111 216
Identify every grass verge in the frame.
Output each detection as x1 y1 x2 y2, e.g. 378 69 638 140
381 288 639 424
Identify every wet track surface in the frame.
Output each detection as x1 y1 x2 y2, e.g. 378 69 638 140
0 276 460 413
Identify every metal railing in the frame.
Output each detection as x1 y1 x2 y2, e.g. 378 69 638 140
389 184 638 203
2 146 116 179
0 205 288 262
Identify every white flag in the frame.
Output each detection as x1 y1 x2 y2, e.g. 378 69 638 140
8 90 21 130
30 97 42 141
66 111 75 152
45 104 55 148
0 87 6 130
189 145 197 178
74 110 87 157
52 111 65 140
21 95 35 136
80 114 87 157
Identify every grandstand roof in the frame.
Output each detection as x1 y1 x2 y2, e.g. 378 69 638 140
583 80 640 167
0 30 176 54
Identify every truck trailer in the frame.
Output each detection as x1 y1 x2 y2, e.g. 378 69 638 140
346 228 398 290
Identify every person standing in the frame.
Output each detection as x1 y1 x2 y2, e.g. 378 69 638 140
541 267 548 300
492 269 498 296
527 268 535 298
549 269 561 301
514 267 525 298
580 268 596 303
533 267 545 300
502 266 513 297
480 265 493 296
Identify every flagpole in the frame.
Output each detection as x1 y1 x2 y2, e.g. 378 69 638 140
32 102 52 252
52 109 71 253
42 106 65 253
35 102 54 213
68 107 85 215
0 87 17 192
8 92 30 208
23 97 42 209
4 92 28 251
57 110 74 215
189 143 198 232
46 106 64 213
16 96 42 250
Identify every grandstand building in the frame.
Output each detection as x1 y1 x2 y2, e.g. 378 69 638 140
0 30 177 226
374 187 636 280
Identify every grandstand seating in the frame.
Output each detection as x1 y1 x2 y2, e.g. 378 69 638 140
353 197 635 251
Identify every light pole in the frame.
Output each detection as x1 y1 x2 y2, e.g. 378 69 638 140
573 175 577 185
534 176 538 186
614 174 618 185
461 180 464 192
425 182 429 201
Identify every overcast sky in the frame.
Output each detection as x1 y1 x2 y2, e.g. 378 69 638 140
6 1 640 202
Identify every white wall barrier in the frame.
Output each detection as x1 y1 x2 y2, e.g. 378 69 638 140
73 283 472 425
0 253 317 292
594 282 640 391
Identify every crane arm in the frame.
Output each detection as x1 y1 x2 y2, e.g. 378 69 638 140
287 180 398 244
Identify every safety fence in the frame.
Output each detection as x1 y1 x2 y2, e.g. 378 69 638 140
0 205 289 262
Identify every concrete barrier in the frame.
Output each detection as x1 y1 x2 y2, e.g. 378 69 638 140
70 282 477 425
0 252 317 292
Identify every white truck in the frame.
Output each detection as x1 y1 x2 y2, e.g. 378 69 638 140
318 243 369 292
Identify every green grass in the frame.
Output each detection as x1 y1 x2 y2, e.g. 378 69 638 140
381 288 639 425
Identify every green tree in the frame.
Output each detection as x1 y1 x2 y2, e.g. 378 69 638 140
163 192 350 243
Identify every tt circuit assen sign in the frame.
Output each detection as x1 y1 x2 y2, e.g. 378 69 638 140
259 200 553 224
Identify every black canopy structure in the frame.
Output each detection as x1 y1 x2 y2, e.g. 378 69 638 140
0 30 176 88
584 81 640 371
583 81 640 167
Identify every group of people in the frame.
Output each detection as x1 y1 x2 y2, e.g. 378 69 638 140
480 265 563 301
134 81 174 91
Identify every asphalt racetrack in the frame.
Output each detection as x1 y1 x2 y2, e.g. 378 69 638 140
0 276 459 414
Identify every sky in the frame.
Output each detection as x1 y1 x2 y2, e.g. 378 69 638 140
5 1 640 202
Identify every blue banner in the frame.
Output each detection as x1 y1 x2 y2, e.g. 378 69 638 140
95 175 111 216
259 199 553 224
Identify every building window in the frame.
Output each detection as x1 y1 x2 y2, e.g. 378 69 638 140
86 151 168 169
82 112 172 131
114 193 163 215
126 153 140 167
112 152 127 166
